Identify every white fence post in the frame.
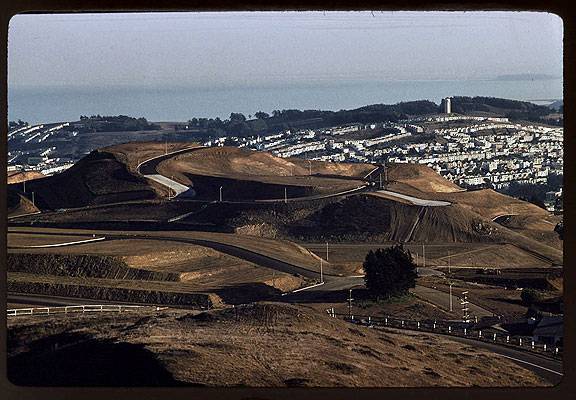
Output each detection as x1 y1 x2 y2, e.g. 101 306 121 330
493 333 496 341
464 328 467 336
448 326 452 333
478 330 482 338
506 335 510 343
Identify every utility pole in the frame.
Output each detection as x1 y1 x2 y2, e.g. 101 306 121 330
31 191 35 207
165 139 168 155
348 289 353 320
23 180 26 193
422 244 426 269
449 283 453 312
326 242 329 262
448 250 451 275
308 160 312 176
320 258 324 283
379 173 382 189
219 186 223 202
284 187 288 204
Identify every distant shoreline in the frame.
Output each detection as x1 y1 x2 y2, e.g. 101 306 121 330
9 78 563 124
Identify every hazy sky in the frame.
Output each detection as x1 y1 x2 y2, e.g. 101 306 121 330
8 11 563 89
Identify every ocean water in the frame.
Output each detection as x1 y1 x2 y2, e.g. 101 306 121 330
8 78 563 124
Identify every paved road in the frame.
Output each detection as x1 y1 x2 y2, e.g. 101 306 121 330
137 147 202 198
144 174 191 197
373 190 451 206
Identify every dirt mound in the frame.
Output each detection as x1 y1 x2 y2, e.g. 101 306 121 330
387 163 463 193
7 190 40 218
8 150 163 210
7 304 546 386
7 170 45 184
102 141 200 172
161 146 372 179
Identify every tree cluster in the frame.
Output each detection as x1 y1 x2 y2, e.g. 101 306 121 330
362 245 418 300
68 115 160 133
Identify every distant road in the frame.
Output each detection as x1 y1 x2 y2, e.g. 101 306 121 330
372 190 451 207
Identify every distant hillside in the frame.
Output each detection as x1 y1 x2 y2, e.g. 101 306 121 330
450 96 559 125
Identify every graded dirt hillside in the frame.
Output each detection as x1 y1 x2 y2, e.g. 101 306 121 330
386 163 464 193
7 303 545 387
156 146 369 200
7 170 45 184
8 149 166 210
7 232 312 304
159 146 373 179
102 141 200 172
385 182 562 250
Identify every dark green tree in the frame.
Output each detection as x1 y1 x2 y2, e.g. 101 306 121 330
521 288 545 307
362 245 418 300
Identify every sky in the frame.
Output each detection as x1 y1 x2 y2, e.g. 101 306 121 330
8 11 563 89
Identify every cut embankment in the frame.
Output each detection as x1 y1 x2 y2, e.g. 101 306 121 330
7 279 215 308
7 253 180 281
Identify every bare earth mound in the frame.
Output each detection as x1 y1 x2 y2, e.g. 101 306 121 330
7 303 545 387
8 150 164 210
7 170 45 184
387 163 463 193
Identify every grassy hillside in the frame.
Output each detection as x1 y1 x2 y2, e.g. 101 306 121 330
7 302 545 387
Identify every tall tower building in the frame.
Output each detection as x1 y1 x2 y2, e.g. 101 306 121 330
442 97 452 114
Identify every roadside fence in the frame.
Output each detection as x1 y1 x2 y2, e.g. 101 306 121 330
7 304 166 317
325 308 562 360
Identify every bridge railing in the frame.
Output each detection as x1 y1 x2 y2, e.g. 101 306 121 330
7 304 165 317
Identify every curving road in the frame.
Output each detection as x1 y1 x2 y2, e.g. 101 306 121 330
373 190 451 206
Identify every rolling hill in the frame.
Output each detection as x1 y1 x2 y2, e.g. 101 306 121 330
7 302 545 387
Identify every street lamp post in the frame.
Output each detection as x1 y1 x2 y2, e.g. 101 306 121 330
219 186 223 202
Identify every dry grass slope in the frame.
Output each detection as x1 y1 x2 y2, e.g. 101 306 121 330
7 303 546 387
